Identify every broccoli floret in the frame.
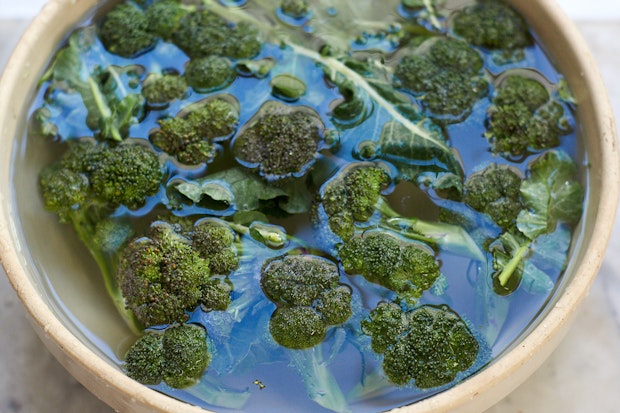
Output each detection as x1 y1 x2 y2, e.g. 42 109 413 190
98 3 156 58
280 0 310 19
172 9 261 59
150 97 239 165
185 56 235 92
145 0 189 39
232 102 324 181
142 73 187 105
261 254 353 349
315 163 484 260
485 75 570 157
463 164 523 230
453 0 532 51
125 323 210 388
117 221 211 327
362 302 479 388
192 219 240 275
339 231 441 303
395 37 488 118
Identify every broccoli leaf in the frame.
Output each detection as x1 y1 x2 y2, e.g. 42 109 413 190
517 150 584 239
41 27 144 141
175 167 309 214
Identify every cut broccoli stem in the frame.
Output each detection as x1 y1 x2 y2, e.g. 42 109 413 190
496 242 530 287
288 345 350 413
375 198 485 261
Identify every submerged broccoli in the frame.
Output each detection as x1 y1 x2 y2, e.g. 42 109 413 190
98 3 156 58
172 9 262 59
362 302 479 388
395 37 489 118
485 75 571 158
453 0 532 52
125 323 210 388
232 101 325 181
339 231 441 303
185 56 236 92
150 97 239 165
462 164 523 230
141 73 187 105
316 163 484 260
280 0 310 19
117 218 238 327
145 0 189 39
261 254 352 349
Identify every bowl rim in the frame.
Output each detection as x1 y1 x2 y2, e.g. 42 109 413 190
0 0 617 412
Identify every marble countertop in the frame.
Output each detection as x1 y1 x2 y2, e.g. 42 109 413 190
2 11 620 413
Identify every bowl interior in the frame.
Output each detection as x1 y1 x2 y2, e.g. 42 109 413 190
0 0 617 412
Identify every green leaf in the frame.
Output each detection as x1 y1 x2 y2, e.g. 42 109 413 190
175 167 310 214
517 150 584 239
42 27 144 141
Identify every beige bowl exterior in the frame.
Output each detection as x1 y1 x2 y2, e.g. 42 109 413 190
0 0 617 412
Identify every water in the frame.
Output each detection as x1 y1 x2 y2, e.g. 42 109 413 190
12 1 585 412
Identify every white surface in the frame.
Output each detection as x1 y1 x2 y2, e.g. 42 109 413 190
1 5 620 413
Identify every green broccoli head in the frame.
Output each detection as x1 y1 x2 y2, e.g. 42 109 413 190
261 254 353 349
142 73 187 105
362 302 479 388
453 0 532 51
280 0 310 19
99 3 156 58
200 277 233 312
318 163 391 240
40 141 163 216
172 9 261 59
485 75 570 157
339 231 441 303
395 37 488 118
463 164 523 230
232 101 324 181
87 144 164 209
150 97 239 165
145 0 189 39
185 56 235 92
125 324 210 388
117 221 211 327
192 219 240 275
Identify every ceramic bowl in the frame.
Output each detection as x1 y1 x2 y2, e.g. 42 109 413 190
0 0 617 412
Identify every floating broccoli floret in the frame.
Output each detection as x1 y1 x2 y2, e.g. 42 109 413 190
261 254 352 349
145 0 189 39
185 56 235 92
150 97 239 165
232 101 325 181
315 163 484 260
362 302 479 388
395 37 488 118
339 231 441 303
117 218 239 327
125 323 210 388
485 75 571 158
280 0 310 19
142 73 187 105
172 9 262 59
463 164 523 230
98 3 156 58
453 0 532 52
